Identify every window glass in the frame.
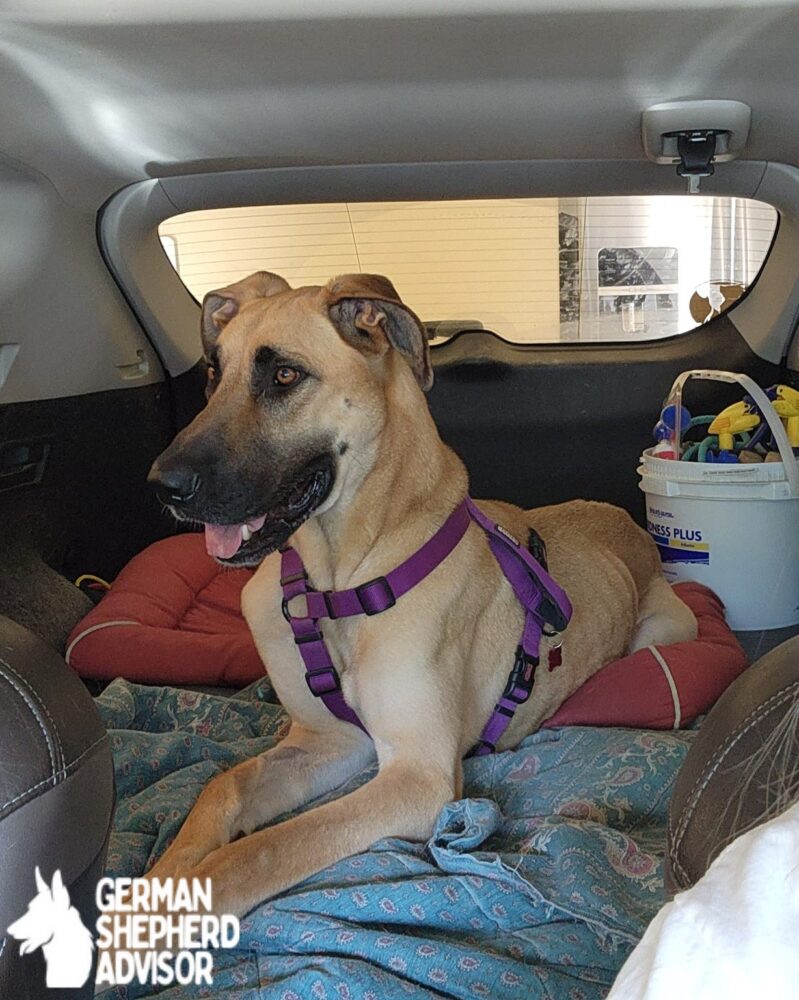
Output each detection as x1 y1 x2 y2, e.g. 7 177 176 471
159 196 777 344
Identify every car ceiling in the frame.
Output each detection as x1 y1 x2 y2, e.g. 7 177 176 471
2 0 799 208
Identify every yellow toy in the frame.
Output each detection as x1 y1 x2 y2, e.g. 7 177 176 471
772 385 799 447
708 408 760 451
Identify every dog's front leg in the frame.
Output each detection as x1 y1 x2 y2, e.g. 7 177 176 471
185 641 464 917
147 723 374 880
188 754 455 918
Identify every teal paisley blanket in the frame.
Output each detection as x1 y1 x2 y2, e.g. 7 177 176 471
95 678 691 1000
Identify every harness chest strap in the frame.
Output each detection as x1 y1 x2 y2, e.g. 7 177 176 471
280 498 573 756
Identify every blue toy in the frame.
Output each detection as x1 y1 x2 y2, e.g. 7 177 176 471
652 404 692 458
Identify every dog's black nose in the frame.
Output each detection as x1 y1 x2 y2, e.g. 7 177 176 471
147 463 201 504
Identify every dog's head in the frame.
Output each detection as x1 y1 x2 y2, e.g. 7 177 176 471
7 868 71 955
148 271 432 565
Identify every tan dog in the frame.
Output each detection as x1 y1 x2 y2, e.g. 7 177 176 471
147 271 696 918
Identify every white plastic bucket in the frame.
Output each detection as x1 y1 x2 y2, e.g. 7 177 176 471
638 369 799 631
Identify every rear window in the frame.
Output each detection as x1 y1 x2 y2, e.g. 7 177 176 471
159 196 777 344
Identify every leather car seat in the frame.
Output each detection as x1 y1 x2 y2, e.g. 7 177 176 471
0 615 114 999
666 634 799 893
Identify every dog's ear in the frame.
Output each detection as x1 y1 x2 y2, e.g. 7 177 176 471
326 274 433 392
201 271 291 353
51 869 69 909
35 866 47 895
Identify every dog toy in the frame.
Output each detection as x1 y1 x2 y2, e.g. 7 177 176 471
708 409 761 453
652 380 799 462
727 384 799 454
653 403 692 459
772 385 799 448
704 447 740 464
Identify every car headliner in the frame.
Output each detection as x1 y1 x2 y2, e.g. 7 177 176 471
1 0 798 208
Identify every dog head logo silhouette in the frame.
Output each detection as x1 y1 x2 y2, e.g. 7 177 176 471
7 867 94 988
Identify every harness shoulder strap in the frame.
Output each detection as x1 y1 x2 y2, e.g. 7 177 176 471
464 498 572 641
283 501 472 622
464 499 573 756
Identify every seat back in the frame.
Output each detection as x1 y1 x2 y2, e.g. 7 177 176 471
0 615 114 998
667 635 799 893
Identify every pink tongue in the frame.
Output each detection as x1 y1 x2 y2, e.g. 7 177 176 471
203 515 267 559
204 524 244 559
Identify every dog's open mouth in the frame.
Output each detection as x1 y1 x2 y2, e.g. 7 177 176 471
203 515 268 560
203 467 333 565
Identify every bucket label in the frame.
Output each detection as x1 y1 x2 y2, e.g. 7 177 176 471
646 519 710 565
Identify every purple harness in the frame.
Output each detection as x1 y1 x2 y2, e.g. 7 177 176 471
280 497 572 756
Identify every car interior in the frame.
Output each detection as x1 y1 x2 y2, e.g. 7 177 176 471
1 3 799 998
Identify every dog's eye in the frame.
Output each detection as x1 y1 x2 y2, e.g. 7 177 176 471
274 366 303 388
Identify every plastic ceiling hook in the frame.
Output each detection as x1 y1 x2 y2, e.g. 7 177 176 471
641 100 752 194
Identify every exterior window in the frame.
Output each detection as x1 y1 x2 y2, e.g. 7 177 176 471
159 196 777 344
594 246 678 338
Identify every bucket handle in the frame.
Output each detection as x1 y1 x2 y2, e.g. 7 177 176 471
667 369 799 498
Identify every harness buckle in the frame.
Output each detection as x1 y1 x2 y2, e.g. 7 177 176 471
537 593 570 634
305 665 341 696
503 646 539 704
294 629 325 646
355 576 396 616
322 590 338 620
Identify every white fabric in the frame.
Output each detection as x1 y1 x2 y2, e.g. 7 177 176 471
647 645 681 728
608 799 799 999
64 619 138 665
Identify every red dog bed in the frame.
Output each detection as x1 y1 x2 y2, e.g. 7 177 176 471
543 582 747 730
67 533 748 728
67 534 261 687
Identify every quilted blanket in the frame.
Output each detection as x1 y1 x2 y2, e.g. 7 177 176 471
95 679 693 1000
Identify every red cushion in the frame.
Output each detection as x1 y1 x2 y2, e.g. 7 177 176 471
66 533 261 687
68 536 747 728
542 582 748 730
